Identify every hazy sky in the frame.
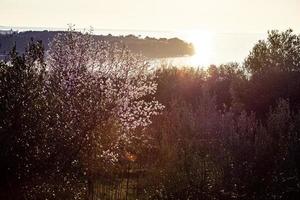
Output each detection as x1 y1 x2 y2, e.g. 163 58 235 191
1 0 300 33
1 0 300 65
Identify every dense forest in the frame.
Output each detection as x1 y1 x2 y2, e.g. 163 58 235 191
0 28 300 200
0 30 194 59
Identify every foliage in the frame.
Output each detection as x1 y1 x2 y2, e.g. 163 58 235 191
234 30 300 116
0 27 163 199
245 29 300 74
1 29 300 200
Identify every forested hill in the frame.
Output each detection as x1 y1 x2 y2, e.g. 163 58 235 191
0 30 194 59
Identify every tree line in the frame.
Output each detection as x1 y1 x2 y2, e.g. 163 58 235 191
0 30 194 59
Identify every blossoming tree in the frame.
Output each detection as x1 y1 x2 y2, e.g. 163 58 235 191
43 26 164 198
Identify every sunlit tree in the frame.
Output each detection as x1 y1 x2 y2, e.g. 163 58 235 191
42 26 164 199
245 29 300 74
0 27 163 199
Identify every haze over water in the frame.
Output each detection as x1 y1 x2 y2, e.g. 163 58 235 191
88 28 267 66
0 25 267 67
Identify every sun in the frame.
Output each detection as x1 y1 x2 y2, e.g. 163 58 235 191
180 30 214 67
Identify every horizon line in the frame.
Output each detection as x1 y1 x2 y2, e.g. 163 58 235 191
0 24 276 36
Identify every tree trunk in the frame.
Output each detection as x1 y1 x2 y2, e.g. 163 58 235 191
88 177 94 200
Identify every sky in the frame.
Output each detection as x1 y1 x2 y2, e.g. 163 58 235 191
1 0 300 65
1 0 300 33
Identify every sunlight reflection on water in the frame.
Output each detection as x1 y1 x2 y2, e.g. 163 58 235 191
150 56 210 69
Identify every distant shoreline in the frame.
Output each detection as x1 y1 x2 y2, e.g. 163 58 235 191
0 29 194 59
0 25 181 40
